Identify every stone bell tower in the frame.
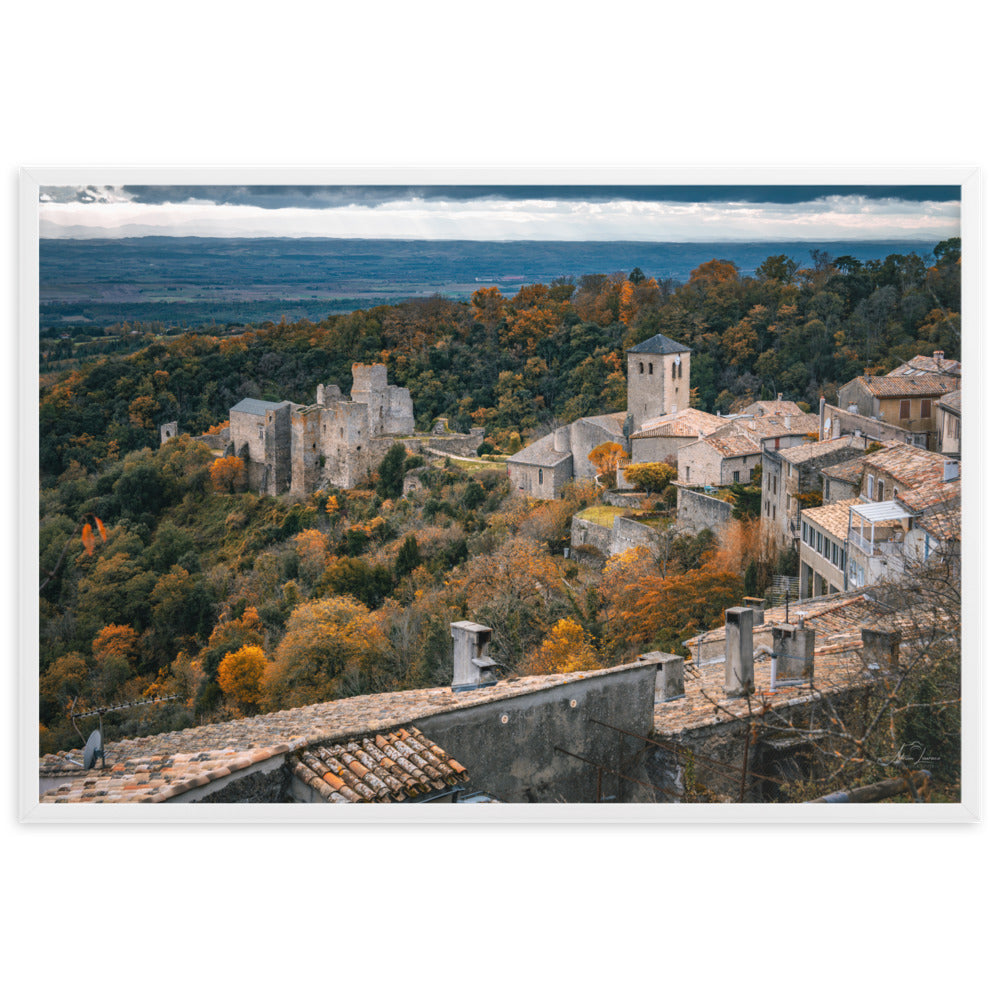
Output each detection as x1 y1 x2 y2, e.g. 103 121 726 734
626 333 692 429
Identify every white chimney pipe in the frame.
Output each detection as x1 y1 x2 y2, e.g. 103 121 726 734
451 621 499 691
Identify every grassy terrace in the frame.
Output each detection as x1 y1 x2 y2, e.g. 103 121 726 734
577 505 623 527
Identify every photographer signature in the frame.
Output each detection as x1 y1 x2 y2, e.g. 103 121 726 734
877 742 939 768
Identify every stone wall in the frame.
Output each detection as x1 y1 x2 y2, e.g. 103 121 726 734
570 418 626 480
632 433 696 465
609 515 666 557
676 486 733 536
570 514 613 554
824 403 911 446
416 663 658 803
508 455 573 500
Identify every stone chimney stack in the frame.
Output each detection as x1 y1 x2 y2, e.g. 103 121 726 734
818 396 826 441
639 651 685 702
451 621 499 691
770 623 815 688
724 607 756 697
933 350 945 367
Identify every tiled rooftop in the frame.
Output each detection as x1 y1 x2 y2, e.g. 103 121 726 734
863 443 957 488
821 452 869 484
740 399 805 418
627 333 691 355
661 591 945 736
632 408 729 439
919 506 962 542
896 479 961 513
39 665 643 804
886 355 961 378
852 373 956 398
801 497 862 539
696 427 761 458
292 728 469 803
506 432 572 467
936 389 961 414
774 435 864 465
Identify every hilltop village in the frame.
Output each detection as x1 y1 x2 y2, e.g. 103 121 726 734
40 311 962 805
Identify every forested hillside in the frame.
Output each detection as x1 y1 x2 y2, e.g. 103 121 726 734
38 244 960 753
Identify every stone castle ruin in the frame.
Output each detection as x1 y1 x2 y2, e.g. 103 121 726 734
227 362 415 496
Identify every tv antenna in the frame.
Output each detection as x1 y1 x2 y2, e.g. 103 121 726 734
71 696 179 769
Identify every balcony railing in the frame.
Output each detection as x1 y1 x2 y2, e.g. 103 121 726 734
848 529 874 555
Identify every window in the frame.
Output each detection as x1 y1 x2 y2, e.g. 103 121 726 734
733 470 740 483
867 474 874 499
900 399 911 419
877 479 884 502
538 468 543 484
824 536 831 560
685 466 690 481
921 398 931 419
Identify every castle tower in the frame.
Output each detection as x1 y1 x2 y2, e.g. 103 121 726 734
626 333 691 428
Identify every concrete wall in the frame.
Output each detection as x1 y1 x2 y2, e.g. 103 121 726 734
675 486 734 536
416 663 658 803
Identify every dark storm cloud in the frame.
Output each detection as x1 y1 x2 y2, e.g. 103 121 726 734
46 184 961 209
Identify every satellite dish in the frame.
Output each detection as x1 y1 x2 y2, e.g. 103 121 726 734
83 729 103 769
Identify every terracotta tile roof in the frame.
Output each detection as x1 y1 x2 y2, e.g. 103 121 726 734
919 506 962 542
862 443 957 488
660 592 947 736
896 479 961 512
696 427 761 458
936 389 961 414
801 497 862 539
774 435 864 466
733 411 821 440
851 373 955 398
631 408 729 439
886 355 961 377
821 452 868 484
740 399 805 418
38 664 645 804
292 727 469 803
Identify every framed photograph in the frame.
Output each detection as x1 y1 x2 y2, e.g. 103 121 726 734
20 167 980 822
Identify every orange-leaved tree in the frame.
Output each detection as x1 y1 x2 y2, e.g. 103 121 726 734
210 455 247 494
588 442 628 486
217 644 269 712
524 618 602 675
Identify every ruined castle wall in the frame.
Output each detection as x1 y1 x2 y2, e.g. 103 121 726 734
230 410 267 465
320 401 371 489
264 403 293 496
290 407 322 497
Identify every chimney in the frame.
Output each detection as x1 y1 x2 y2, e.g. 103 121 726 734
777 392 783 401
933 350 944 367
862 628 900 672
724 607 756 697
818 396 826 441
742 596 765 626
770 623 815 688
451 621 499 691
943 459 959 483
784 414 792 430
639 651 685 702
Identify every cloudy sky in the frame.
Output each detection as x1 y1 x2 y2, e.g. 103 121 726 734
38 185 962 242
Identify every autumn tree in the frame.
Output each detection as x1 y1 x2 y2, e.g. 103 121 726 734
524 618 602 675
623 462 676 497
217 644 269 713
210 455 247 494
588 441 628 486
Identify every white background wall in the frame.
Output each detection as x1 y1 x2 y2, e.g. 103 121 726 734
5 6 994 999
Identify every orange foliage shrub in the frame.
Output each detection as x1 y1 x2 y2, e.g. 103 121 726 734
217 644 269 710
210 455 247 494
524 619 602 675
